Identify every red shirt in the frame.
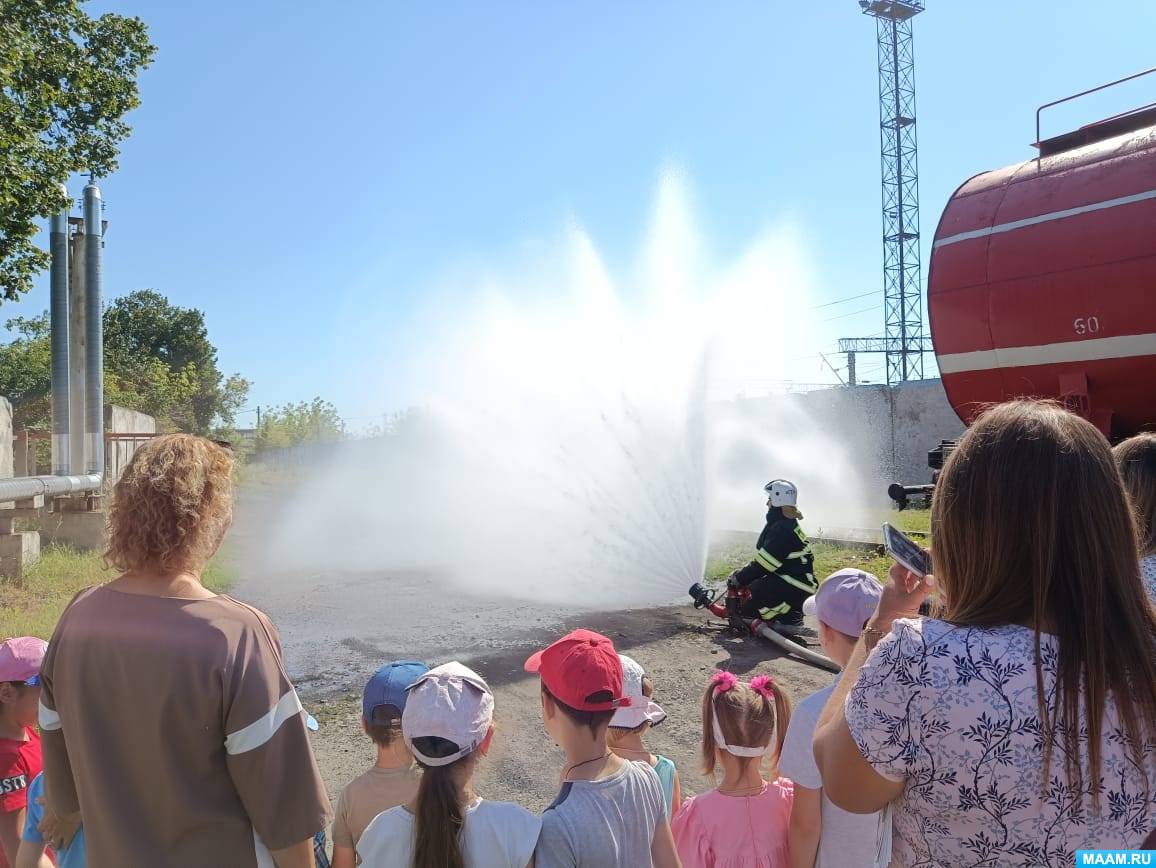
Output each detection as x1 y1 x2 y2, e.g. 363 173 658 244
0 727 41 868
0 727 41 813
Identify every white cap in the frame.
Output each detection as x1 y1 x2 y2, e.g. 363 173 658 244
402 661 494 767
609 655 667 729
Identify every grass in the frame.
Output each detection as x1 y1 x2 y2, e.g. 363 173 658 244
893 508 931 534
0 546 238 640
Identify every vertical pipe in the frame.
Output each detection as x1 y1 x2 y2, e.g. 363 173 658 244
68 230 87 475
83 181 104 477
49 185 71 475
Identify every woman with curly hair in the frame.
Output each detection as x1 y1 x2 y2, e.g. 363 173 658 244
38 434 330 867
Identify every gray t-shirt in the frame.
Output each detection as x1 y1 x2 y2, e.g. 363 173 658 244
535 759 664 868
779 679 883 868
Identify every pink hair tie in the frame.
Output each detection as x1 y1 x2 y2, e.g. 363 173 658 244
749 675 775 701
710 671 738 696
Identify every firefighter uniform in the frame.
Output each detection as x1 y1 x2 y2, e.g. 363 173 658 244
731 508 817 625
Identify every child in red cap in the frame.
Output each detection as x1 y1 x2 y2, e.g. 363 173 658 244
0 637 47 867
525 629 680 868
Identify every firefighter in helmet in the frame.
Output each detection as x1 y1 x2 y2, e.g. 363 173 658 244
728 479 817 635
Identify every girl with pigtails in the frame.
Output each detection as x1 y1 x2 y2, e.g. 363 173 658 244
671 672 794 868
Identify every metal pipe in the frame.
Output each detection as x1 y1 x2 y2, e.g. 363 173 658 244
0 474 102 504
83 181 104 477
49 184 71 475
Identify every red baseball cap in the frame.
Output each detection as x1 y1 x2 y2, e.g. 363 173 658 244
524 629 629 712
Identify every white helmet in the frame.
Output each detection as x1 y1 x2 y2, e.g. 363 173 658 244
763 479 797 508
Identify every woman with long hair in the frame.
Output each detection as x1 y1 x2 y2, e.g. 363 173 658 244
1114 431 1156 599
356 662 539 868
814 400 1156 865
39 434 330 867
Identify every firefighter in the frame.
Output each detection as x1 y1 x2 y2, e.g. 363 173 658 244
728 479 817 635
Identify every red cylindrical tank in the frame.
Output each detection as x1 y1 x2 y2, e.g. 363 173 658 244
927 111 1156 438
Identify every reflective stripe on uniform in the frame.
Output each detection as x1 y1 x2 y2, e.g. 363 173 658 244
755 549 782 571
758 603 791 620
786 545 813 560
777 572 818 594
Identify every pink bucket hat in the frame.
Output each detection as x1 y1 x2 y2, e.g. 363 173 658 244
401 661 494 767
609 655 666 729
0 637 47 685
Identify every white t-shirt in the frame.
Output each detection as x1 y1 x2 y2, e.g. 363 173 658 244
356 798 540 868
779 679 883 868
1142 554 1156 602
846 617 1156 867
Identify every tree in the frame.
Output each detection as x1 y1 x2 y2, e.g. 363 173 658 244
104 290 249 433
255 399 345 451
0 314 52 429
0 290 250 434
0 0 155 302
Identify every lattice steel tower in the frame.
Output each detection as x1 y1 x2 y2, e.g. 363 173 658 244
862 0 925 383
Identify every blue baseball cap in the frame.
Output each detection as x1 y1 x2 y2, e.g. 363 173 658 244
363 660 430 723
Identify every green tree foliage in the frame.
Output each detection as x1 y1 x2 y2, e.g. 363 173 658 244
0 314 52 429
0 290 250 434
104 290 249 432
255 398 345 451
0 0 155 302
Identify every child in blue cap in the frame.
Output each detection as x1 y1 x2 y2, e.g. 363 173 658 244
330 660 429 868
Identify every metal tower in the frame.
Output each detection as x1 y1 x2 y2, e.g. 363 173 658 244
861 0 925 383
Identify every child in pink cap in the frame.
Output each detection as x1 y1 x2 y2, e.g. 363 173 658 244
671 671 794 868
0 637 47 866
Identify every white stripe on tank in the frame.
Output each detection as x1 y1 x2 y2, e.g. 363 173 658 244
937 332 1156 374
932 188 1156 249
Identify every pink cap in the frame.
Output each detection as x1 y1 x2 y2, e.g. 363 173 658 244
802 569 882 637
0 637 47 684
401 662 494 767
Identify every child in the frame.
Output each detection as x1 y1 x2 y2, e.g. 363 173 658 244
780 569 883 868
0 638 47 868
606 655 681 818
671 671 793 868
16 771 86 868
331 660 430 868
356 661 539 867
526 629 680 868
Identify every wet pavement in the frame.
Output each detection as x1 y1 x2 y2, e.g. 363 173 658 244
230 485 582 692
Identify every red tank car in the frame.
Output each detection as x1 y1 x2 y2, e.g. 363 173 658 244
928 96 1156 438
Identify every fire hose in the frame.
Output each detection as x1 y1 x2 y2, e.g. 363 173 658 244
688 581 840 674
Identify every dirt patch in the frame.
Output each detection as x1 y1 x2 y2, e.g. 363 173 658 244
306 605 834 813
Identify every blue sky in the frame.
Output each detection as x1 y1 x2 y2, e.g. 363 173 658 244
8 0 1155 425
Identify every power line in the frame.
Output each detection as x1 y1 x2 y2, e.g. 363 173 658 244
811 290 880 309
823 302 873 321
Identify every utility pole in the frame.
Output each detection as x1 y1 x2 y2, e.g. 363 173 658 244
843 0 927 384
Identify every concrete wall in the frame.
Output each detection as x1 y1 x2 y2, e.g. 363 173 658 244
0 397 12 481
104 404 158 484
738 378 965 492
890 379 967 483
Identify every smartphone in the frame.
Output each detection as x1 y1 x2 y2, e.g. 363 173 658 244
882 522 931 578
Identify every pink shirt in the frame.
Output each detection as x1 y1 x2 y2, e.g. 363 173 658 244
671 778 793 868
